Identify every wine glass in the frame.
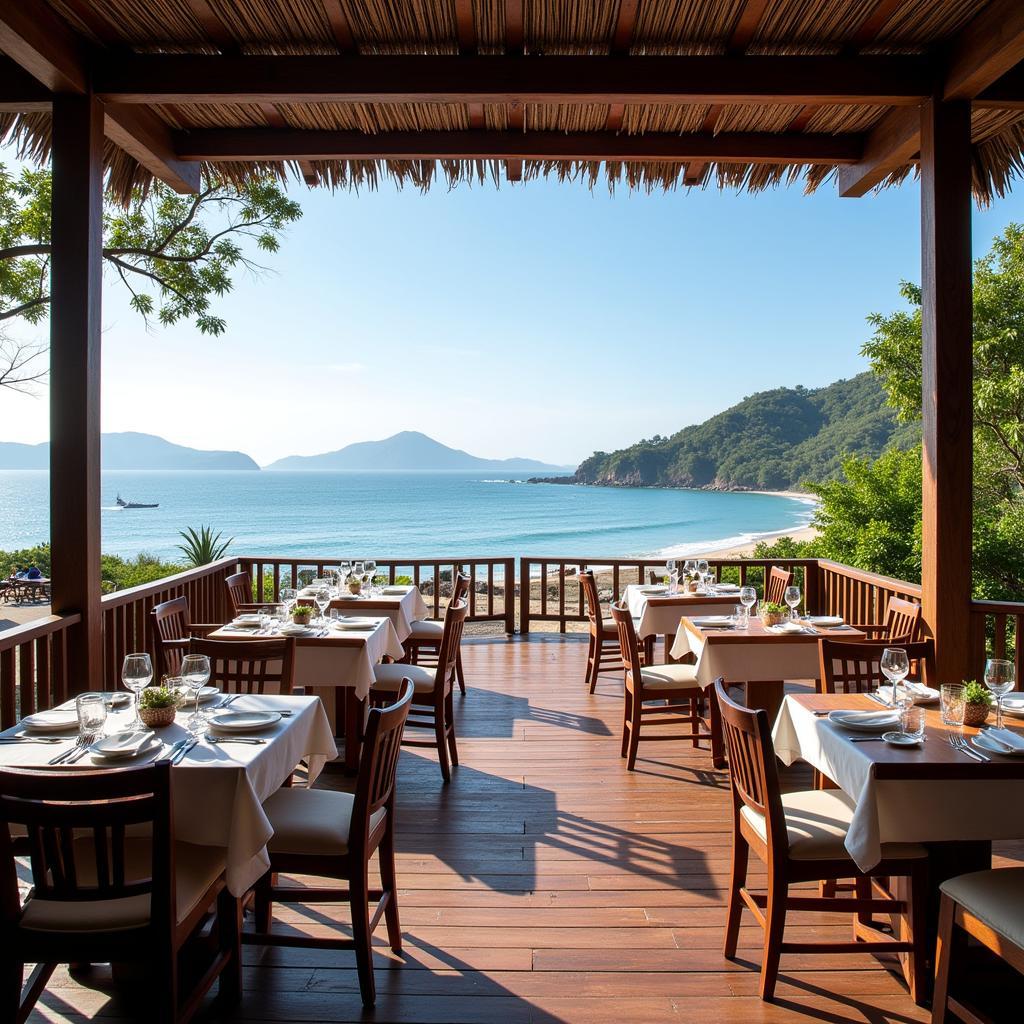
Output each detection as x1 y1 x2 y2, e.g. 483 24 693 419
365 559 377 595
683 559 696 582
739 586 757 625
784 585 801 622
696 559 709 578
880 647 910 709
121 653 153 729
666 558 678 594
314 584 331 625
985 658 1015 729
339 561 351 586
180 653 211 734
279 587 297 616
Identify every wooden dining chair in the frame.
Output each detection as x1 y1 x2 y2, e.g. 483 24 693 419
580 569 627 693
715 677 929 1003
610 602 724 770
404 572 469 695
249 680 414 1007
371 599 467 783
853 595 923 642
224 570 279 617
817 637 936 694
932 867 1024 1024
0 763 240 1024
187 636 296 695
151 596 220 679
765 565 793 606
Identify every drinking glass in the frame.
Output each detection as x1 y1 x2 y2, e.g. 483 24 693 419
339 561 351 585
121 653 153 729
880 647 910 707
784 585 801 621
740 586 757 620
900 703 925 742
683 559 696 584
279 587 297 615
76 692 107 741
365 559 377 595
315 584 331 625
940 683 966 727
733 604 748 628
985 658 1015 729
666 558 676 578
696 559 709 578
352 561 364 588
180 653 211 734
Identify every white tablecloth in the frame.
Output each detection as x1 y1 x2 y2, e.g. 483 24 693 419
772 695 1024 871
624 584 738 640
0 694 337 895
301 584 430 643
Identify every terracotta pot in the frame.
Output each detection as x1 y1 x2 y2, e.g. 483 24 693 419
963 702 990 727
139 705 177 728
760 611 785 627
348 580 362 594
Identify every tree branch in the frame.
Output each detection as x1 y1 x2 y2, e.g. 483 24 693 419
0 243 51 262
0 295 49 322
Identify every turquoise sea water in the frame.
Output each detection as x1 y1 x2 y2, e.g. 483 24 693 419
0 471 815 561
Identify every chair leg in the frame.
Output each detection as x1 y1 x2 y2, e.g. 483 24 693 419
689 696 700 748
759 872 788 1001
723 833 749 958
435 711 451 783
378 827 403 953
620 686 632 758
626 696 642 771
907 863 929 1007
155 938 179 1024
254 870 274 932
217 889 243 1007
589 635 601 694
455 649 467 694
931 893 955 1024
350 864 376 1007
3 960 22 1024
445 692 459 768
708 687 726 770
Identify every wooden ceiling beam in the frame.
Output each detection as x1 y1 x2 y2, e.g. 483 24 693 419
256 101 317 184
847 0 904 52
976 62 1024 109
0 56 51 111
611 0 640 56
319 0 355 52
728 0 771 56
455 0 476 56
506 1 524 55
183 0 240 56
175 127 864 165
104 105 202 193
837 104 919 197
92 54 935 106
944 0 1024 102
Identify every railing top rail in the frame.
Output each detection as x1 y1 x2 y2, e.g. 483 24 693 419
815 559 923 596
0 613 82 647
238 555 513 564
518 555 817 566
100 556 240 610
971 599 1024 615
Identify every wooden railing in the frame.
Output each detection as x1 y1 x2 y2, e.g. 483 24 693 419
969 599 1024 684
100 557 239 689
237 556 517 634
811 560 921 625
0 613 81 729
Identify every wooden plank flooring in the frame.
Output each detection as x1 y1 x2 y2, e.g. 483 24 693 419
27 634 1023 1022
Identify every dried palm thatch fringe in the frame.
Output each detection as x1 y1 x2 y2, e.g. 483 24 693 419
2 0 1023 204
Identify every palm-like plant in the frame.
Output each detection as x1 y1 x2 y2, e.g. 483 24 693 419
177 525 233 567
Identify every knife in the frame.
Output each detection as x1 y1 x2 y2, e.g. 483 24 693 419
171 737 198 765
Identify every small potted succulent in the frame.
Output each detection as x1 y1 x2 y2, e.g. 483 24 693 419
961 680 993 727
347 575 362 594
291 604 314 626
138 686 181 728
759 601 787 627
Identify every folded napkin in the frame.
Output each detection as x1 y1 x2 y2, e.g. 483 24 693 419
983 727 1024 752
94 730 152 756
830 709 900 728
768 622 805 634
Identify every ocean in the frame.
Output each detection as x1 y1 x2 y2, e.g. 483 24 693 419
0 471 815 562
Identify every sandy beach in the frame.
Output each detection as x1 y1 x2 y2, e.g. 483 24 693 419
701 523 818 558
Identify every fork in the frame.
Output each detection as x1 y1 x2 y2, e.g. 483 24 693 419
949 732 987 762
48 735 89 766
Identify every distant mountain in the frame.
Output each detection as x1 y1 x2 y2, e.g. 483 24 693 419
549 373 919 492
265 431 573 473
0 432 259 471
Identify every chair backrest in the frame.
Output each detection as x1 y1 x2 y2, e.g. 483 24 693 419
151 596 191 679
765 565 793 606
817 637 936 694
714 678 788 860
225 571 256 617
609 601 644 690
187 636 296 695
883 596 923 641
579 570 602 629
436 599 468 694
350 679 414 850
0 763 174 936
453 572 471 604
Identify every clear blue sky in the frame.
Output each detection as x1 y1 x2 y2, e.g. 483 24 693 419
3 146 1023 466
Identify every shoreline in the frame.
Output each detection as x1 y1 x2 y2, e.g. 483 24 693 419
698 523 819 559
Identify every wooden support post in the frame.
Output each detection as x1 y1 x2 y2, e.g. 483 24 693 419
920 98 973 682
49 91 104 690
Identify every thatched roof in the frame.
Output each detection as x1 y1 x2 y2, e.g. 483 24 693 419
2 1 1023 203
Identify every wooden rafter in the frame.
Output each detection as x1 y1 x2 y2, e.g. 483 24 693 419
0 56 50 112
505 1 525 181
256 102 317 185
837 104 920 198
175 128 863 165
607 0 640 132
104 105 203 193
319 0 355 52
976 63 1024 110
183 0 240 55
92 54 935 106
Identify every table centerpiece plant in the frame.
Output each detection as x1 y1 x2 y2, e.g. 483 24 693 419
759 601 787 627
961 680 993 727
291 604 314 626
138 686 181 728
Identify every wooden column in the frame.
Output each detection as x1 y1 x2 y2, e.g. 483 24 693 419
49 91 104 690
919 98 973 682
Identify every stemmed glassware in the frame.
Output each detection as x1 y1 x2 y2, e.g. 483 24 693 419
683 559 696 586
279 587 297 617
739 586 757 625
352 561 364 592
180 653 211 734
121 653 153 729
666 558 678 594
985 658 1015 729
784 585 801 622
880 647 911 725
364 559 377 595
314 584 331 625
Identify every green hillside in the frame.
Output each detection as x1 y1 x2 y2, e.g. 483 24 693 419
572 373 918 491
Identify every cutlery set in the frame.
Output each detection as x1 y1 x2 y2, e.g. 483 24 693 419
949 733 989 762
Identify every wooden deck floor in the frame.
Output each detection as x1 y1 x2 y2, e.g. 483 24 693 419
28 635 1023 1022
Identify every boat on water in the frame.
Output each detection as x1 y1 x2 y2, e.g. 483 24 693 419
116 493 159 509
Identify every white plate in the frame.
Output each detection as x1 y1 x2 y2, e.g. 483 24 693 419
999 695 1024 717
334 617 379 630
21 710 79 733
233 614 262 625
89 730 161 760
637 585 667 594
333 593 362 600
691 615 734 625
278 624 311 636
828 709 901 733
207 710 281 733
972 731 1024 757
380 586 407 595
881 731 923 747
878 684 940 706
807 615 844 627
714 583 741 592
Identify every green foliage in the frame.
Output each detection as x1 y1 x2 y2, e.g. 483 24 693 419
0 543 50 579
759 602 786 616
139 686 180 709
176 526 232 567
0 164 302 338
576 373 917 491
961 681 992 707
0 544 181 592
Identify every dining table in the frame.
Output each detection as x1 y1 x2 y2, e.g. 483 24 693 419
210 614 404 771
670 614 867 720
297 582 429 644
624 582 742 657
772 691 1024 988
0 692 337 896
